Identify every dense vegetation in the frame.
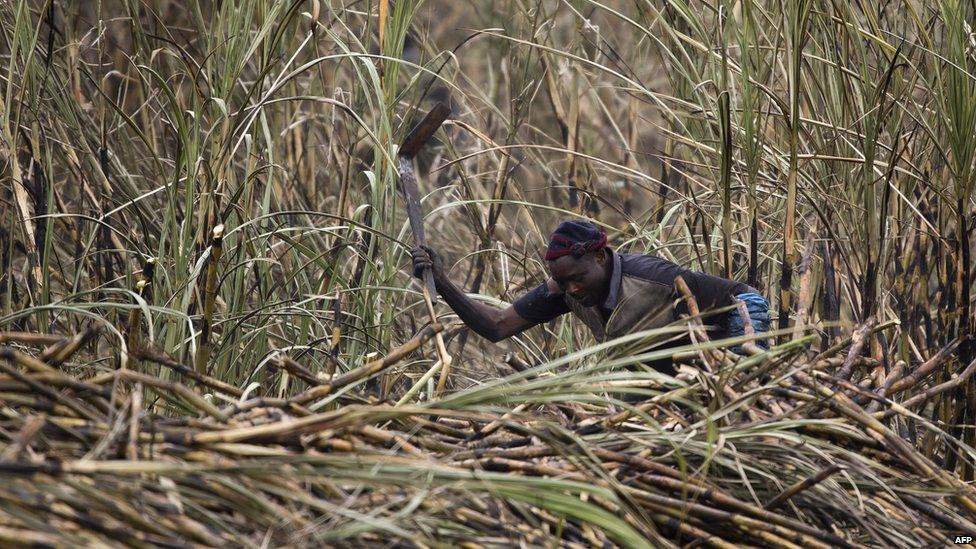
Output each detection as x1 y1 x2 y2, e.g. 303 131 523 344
1 0 975 546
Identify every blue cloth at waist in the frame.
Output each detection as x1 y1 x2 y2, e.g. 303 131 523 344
727 292 770 351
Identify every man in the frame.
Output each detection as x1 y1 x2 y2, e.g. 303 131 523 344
411 220 769 373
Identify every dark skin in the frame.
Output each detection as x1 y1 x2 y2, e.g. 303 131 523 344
411 245 612 342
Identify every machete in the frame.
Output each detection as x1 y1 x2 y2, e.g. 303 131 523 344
395 103 454 396
397 103 450 304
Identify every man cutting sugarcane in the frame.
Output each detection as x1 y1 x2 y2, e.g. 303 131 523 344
411 220 769 374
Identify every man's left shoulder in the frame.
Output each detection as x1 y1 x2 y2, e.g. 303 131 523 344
618 253 685 284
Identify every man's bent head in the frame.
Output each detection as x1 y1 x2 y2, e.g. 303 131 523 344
545 221 611 307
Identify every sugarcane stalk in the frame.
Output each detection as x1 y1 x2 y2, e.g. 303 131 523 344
0 413 46 461
396 358 444 405
195 224 225 374
125 258 154 354
269 355 322 387
133 345 243 398
865 360 905 413
885 339 959 395
836 318 877 381
416 278 452 398
674 275 720 370
327 290 341 378
0 332 64 346
793 370 976 513
764 464 843 510
878 356 976 416
127 383 141 461
291 323 443 404
38 326 98 366
0 351 98 421
115 369 228 423
0 346 111 406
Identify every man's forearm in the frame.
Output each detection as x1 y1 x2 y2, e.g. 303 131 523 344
433 274 505 342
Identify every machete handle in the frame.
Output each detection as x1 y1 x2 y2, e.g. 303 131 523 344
422 267 437 303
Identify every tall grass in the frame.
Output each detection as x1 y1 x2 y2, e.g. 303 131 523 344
1 0 976 543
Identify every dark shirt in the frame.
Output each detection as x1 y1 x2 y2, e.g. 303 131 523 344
514 250 753 336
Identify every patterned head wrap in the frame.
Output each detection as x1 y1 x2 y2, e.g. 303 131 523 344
544 220 608 260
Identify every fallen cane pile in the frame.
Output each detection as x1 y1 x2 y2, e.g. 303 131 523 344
0 325 974 548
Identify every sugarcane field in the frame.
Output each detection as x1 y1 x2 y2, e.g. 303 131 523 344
4 0 976 546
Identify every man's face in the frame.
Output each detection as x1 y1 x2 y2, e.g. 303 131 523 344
548 250 610 307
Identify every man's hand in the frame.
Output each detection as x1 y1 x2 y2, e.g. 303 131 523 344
411 245 444 281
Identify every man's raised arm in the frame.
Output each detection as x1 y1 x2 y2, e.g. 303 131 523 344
411 246 536 342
